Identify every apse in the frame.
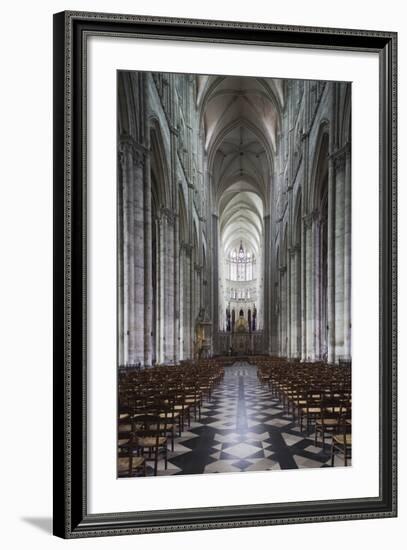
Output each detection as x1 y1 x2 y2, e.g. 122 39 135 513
219 189 264 334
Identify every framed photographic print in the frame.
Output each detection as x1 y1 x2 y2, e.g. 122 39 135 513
53 10 397 538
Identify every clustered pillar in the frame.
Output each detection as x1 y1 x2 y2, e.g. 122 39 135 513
118 137 145 365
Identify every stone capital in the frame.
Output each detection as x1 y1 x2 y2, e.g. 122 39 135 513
303 212 313 229
132 148 146 169
160 207 175 226
288 244 300 256
312 208 321 222
329 142 350 168
180 241 193 257
118 135 147 168
334 154 346 171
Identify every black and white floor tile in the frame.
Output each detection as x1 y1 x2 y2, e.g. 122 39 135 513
150 362 350 476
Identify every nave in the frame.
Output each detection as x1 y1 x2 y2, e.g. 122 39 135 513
118 72 352 366
118 360 351 477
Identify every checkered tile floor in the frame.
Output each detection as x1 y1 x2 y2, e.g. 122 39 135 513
149 362 350 476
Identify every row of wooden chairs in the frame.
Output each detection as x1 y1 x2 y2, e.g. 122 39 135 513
118 361 224 476
258 362 352 466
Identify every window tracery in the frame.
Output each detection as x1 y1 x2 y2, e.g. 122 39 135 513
227 241 255 282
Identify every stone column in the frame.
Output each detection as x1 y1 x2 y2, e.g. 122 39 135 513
304 213 315 361
178 247 184 361
301 213 307 361
117 142 130 365
118 138 145 365
212 214 219 353
301 124 310 363
263 215 271 353
258 243 265 331
173 208 180 364
289 245 300 358
162 208 175 363
286 184 294 358
132 147 145 365
343 147 352 361
190 242 195 358
313 211 321 359
334 152 346 360
123 141 135 365
198 265 203 317
279 265 287 357
170 110 180 364
118 139 146 366
143 150 153 367
277 270 281 356
183 243 192 358
327 157 336 363
187 185 195 357
272 281 278 354
158 214 165 363
286 245 292 358
295 245 302 358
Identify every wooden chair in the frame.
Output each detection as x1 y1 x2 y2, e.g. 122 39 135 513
299 389 323 434
118 450 146 477
170 390 191 434
314 398 344 448
183 383 202 421
133 414 168 476
291 385 308 423
118 411 135 455
117 426 146 478
156 396 177 451
330 411 352 466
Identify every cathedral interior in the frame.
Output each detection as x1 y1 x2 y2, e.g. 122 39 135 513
117 71 352 477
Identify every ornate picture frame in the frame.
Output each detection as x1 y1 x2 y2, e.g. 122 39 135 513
53 10 397 538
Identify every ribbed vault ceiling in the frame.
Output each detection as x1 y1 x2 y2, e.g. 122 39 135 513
220 191 263 255
197 75 284 260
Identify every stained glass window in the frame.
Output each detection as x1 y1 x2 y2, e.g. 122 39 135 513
227 241 255 282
